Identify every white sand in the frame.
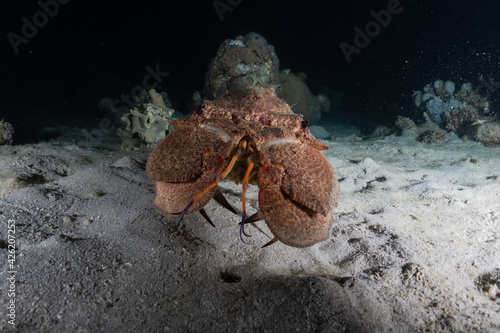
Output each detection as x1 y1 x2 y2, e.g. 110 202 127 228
1 134 499 332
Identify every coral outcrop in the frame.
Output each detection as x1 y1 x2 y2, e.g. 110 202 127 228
471 122 500 147
204 32 280 100
0 119 14 145
276 71 329 124
412 79 491 135
408 79 500 146
199 33 332 124
117 89 175 151
396 113 448 144
317 94 332 115
395 115 419 138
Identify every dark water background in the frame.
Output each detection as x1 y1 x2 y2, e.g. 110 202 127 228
2 0 499 142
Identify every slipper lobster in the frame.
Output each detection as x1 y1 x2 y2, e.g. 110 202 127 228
146 87 339 247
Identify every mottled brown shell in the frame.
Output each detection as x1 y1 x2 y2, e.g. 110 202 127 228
146 126 233 182
146 87 340 248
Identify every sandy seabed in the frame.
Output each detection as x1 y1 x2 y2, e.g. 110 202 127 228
0 133 499 332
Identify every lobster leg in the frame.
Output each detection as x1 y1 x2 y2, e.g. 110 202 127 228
243 211 264 224
169 153 238 225
213 189 237 214
199 208 215 227
239 155 255 241
262 237 279 248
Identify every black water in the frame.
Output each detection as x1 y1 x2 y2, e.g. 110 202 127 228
2 0 499 143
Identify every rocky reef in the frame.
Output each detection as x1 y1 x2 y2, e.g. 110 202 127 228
407 79 500 146
395 113 448 144
0 119 14 145
204 32 280 100
471 122 500 147
412 80 490 132
199 32 332 124
116 89 175 151
276 70 330 124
